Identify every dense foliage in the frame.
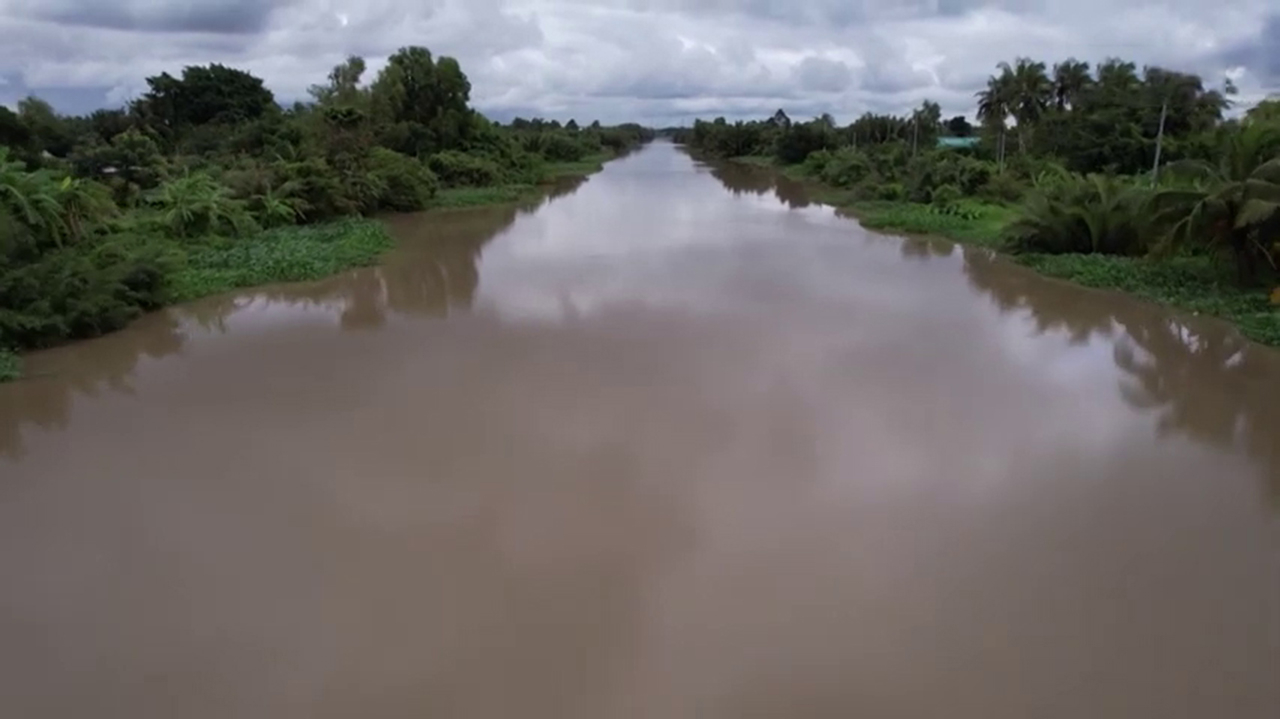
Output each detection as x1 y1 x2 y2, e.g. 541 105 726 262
678 56 1280 310
0 47 654 377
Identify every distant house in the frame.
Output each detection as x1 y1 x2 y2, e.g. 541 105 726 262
937 137 980 150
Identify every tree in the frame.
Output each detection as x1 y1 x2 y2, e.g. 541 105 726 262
977 67 1015 168
944 115 973 137
1247 99 1280 125
0 107 32 152
371 46 473 156
1156 123 1280 281
70 128 165 204
1001 58 1052 153
309 56 369 109
18 97 73 156
134 64 276 134
911 100 943 149
1052 59 1092 110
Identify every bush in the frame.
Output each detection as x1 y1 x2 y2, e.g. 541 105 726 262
146 172 258 238
427 150 508 187
1003 173 1156 256
368 147 438 212
522 131 599 162
931 183 962 206
979 172 1028 202
0 349 19 382
0 231 173 350
271 157 358 221
818 148 874 188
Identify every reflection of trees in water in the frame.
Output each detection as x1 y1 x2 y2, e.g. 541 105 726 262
964 248 1119 345
900 237 955 261
709 164 773 196
0 181 587 460
0 314 186 459
708 163 813 209
964 246 1280 509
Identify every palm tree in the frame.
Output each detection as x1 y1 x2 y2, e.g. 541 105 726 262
1155 123 1280 281
1095 58 1141 97
1003 58 1053 154
977 67 1015 170
1052 59 1093 110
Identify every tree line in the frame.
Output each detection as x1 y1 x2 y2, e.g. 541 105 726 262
0 47 654 378
677 56 1280 287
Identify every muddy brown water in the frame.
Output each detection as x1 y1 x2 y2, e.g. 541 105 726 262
1 142 1278 718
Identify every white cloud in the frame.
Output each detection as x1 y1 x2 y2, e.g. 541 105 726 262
0 0 1274 123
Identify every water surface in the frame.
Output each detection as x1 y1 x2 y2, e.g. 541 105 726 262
2 142 1278 718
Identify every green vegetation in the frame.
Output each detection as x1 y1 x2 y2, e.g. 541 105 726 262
0 48 654 381
545 152 615 177
0 350 18 382
1019 255 1280 345
169 219 392 302
848 201 1014 248
679 59 1280 345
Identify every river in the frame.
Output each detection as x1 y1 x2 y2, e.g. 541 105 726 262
1 141 1277 718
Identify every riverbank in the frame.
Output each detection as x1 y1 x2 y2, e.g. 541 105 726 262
433 152 616 209
725 155 1280 347
0 218 394 383
0 151 627 382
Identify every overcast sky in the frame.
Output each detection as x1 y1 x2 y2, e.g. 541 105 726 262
0 0 1275 125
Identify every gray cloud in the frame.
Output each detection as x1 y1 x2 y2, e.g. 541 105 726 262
5 0 295 34
1220 14 1280 84
0 0 1275 124
795 56 853 93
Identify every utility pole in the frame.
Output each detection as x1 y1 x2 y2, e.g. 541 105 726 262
1152 100 1168 187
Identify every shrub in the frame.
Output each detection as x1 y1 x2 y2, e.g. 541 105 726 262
979 172 1028 202
427 150 507 187
271 157 358 221
368 147 438 212
1003 173 1156 256
874 182 906 201
931 183 962 206
818 148 874 188
0 349 19 382
146 172 258 238
0 231 173 350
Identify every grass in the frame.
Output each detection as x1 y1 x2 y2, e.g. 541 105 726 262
544 152 614 178
169 218 393 302
846 200 1015 249
0 350 19 382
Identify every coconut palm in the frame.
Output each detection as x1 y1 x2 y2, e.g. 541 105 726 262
1154 122 1280 281
977 67 1015 169
1052 59 1093 110
1002 58 1053 154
